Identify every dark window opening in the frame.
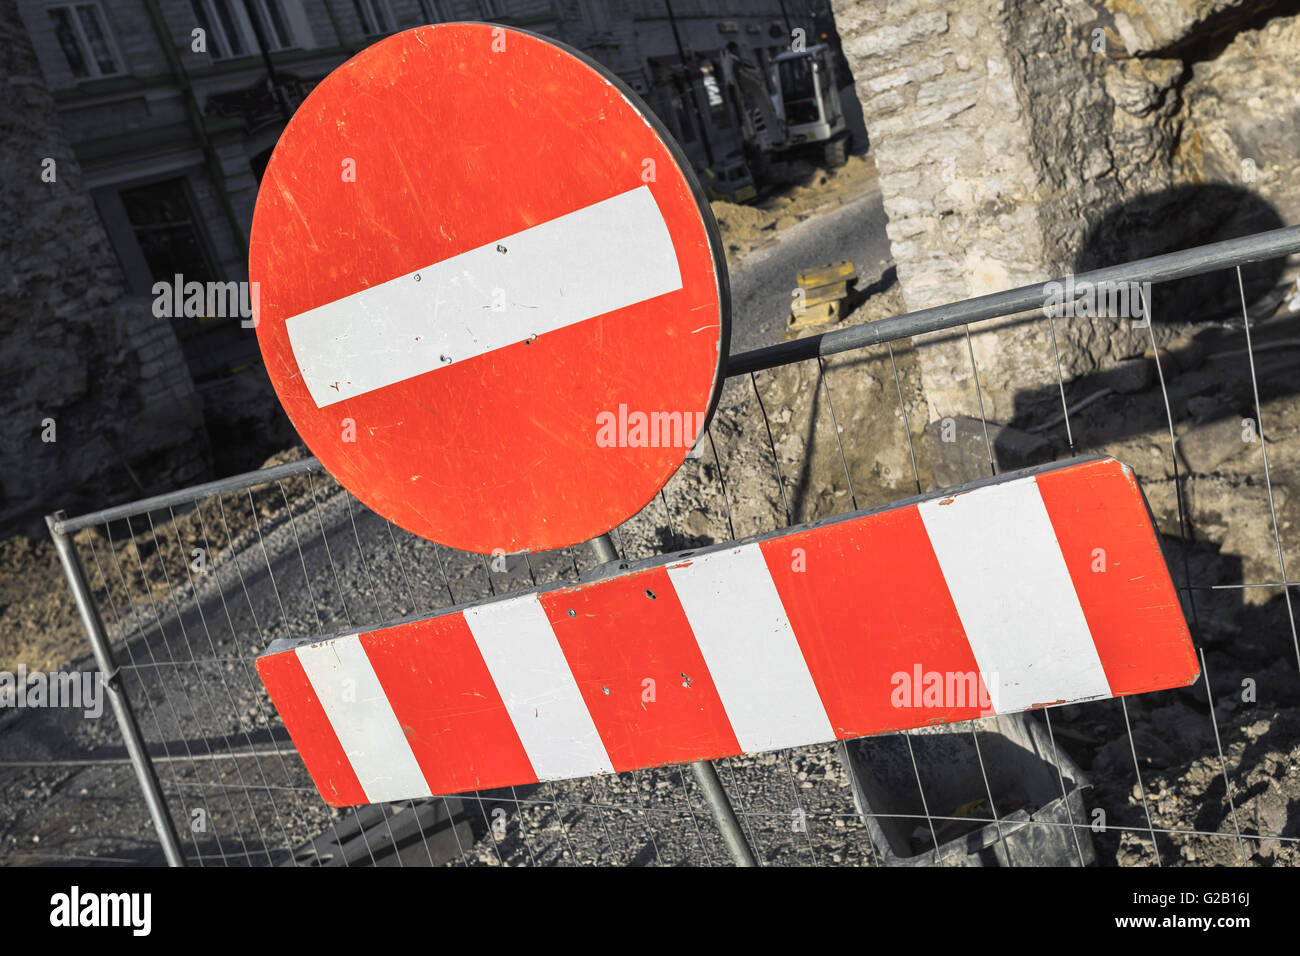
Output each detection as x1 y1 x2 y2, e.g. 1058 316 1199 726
778 54 821 125
48 3 122 78
353 0 394 35
120 179 259 385
671 83 696 143
120 179 216 288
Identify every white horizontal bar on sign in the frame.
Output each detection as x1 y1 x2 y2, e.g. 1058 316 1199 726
917 476 1112 713
286 185 683 407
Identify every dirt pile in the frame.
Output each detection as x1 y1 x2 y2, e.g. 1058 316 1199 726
0 445 317 674
710 153 877 261
0 536 79 675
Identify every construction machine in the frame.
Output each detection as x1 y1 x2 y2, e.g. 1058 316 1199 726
770 44 850 168
716 42 851 196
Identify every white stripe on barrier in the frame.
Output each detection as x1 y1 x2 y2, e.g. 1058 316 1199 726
463 595 615 780
295 636 430 803
285 185 683 407
917 477 1112 712
667 545 834 752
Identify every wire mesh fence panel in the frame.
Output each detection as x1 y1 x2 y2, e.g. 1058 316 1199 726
30 232 1300 866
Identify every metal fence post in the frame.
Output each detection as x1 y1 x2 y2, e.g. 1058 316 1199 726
690 759 759 867
587 532 758 866
46 512 187 867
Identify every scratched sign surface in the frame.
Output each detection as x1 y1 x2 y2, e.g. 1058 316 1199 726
257 457 1199 807
249 23 728 554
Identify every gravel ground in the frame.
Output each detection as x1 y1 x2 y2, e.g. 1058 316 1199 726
0 452 879 867
5 158 1300 867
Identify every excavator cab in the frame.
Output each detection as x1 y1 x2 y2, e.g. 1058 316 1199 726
772 45 849 167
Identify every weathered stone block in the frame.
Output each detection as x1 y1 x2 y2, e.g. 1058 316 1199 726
842 11 949 59
923 416 1053 488
1179 417 1256 474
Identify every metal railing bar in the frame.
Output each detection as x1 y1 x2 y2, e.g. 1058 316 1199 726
84 531 199 863
725 225 1300 376
54 456 324 534
44 514 186 866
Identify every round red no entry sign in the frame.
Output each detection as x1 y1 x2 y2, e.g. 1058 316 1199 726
250 22 729 554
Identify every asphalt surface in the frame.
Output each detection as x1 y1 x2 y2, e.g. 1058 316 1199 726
728 187 892 353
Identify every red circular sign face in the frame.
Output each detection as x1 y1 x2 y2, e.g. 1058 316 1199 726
250 23 728 554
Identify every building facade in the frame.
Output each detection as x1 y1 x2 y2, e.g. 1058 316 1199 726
18 0 827 386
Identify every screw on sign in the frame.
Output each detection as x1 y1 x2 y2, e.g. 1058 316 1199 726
249 23 729 554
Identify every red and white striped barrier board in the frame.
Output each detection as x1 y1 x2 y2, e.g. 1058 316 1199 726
257 457 1198 807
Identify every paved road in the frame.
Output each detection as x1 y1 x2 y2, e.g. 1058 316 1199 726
728 186 891 354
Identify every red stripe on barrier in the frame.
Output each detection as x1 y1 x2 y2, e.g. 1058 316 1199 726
360 615 538 794
539 567 741 771
1035 460 1200 695
255 651 367 807
761 506 990 737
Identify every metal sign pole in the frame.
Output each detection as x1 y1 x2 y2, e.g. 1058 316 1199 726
587 532 758 866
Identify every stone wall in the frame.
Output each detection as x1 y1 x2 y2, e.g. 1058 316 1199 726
0 0 210 535
832 0 1300 433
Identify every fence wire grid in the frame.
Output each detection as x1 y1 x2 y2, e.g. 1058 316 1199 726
22 225 1300 867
